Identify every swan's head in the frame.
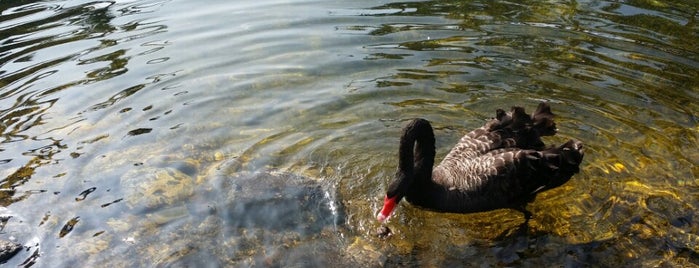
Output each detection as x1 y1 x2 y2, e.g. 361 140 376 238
377 194 400 222
378 171 410 222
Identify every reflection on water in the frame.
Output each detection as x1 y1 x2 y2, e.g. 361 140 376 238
0 0 697 266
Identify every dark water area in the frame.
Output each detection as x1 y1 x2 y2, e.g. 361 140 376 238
0 0 697 266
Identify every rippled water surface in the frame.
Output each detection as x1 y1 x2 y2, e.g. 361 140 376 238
1 0 698 266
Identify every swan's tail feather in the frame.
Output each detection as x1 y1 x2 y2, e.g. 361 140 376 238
536 139 584 192
485 103 554 150
531 102 557 137
459 103 560 157
491 106 530 131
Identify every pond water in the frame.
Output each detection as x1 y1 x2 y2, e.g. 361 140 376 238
1 0 697 266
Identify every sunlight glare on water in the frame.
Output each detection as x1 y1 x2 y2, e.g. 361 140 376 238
0 0 697 266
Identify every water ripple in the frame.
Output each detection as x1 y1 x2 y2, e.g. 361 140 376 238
0 0 697 266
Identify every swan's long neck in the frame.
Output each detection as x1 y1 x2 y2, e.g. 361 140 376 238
378 119 435 222
395 118 436 194
406 120 436 184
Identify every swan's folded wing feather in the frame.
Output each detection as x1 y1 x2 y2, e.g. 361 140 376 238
432 140 583 210
445 103 557 164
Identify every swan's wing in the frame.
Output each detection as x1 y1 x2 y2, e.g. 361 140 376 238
444 103 557 161
433 140 584 208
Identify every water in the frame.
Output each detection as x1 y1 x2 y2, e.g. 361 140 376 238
0 0 697 266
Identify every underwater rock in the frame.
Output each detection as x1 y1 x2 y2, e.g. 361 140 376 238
0 239 21 263
0 207 35 265
102 167 349 267
346 236 387 266
376 226 392 239
178 167 350 266
219 170 344 235
120 167 195 209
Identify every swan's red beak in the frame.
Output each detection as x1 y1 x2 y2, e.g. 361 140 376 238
377 195 399 222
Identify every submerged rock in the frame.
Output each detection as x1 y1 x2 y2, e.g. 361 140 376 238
376 226 392 239
219 170 344 235
120 167 195 209
0 207 36 265
0 239 21 263
201 169 357 266
88 166 352 267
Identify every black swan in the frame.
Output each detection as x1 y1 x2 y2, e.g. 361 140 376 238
377 103 584 222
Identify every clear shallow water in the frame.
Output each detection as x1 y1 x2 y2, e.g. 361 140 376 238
0 0 697 266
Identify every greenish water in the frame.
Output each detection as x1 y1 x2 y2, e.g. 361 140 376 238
0 0 697 266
